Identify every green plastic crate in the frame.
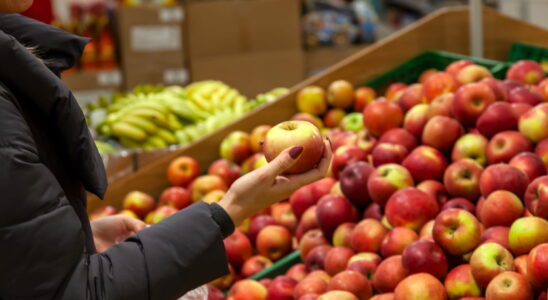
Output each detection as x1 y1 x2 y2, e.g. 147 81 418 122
364 50 503 92
249 251 302 280
491 42 548 79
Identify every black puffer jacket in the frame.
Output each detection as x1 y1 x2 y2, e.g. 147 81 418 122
0 14 230 300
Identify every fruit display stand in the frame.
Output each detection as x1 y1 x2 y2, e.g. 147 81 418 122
88 6 548 212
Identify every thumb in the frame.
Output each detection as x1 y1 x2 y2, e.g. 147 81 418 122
263 146 303 177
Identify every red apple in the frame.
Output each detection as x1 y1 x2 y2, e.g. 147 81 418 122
271 202 298 232
526 243 548 288
525 176 548 218
294 278 327 300
441 198 476 214
453 82 496 127
512 102 533 118
456 64 493 84
158 186 192 210
208 158 241 186
363 99 404 137
386 83 408 100
367 163 414 207
286 263 308 282
331 146 367 178
514 254 529 276
385 187 439 231
424 71 458 102
296 206 319 239
419 220 435 241
354 129 378 154
476 102 518 138
264 121 325 174
333 222 356 248
403 146 448 182
381 227 419 258
190 175 227 202
354 87 376 112
305 245 332 272
433 209 482 255
393 273 447 300
166 156 200 187
220 131 253 164
422 116 464 152
299 229 329 260
428 93 454 118
248 215 279 245
210 264 236 290
323 109 346 128
507 60 546 85
122 191 155 218
518 103 548 143
379 128 418 152
372 143 408 166
318 291 358 300
480 190 524 228
89 205 117 221
291 185 316 220
510 152 547 182
446 60 474 77
346 258 379 281
364 203 383 221
224 230 253 269
444 264 482 299
297 86 328 115
370 294 395 300
402 240 448 279
351 219 389 253
485 271 533 300
228 279 267 300
443 159 483 200
482 77 508 101
486 130 532 164
404 104 429 138
340 161 375 208
508 87 544 106
305 270 331 283
324 246 355 275
298 294 320 300
508 217 548 255
257 225 292 261
417 180 449 207
536 139 548 170
292 113 324 130
250 125 272 153
316 195 359 239
242 255 273 278
480 226 510 249
470 242 516 288
144 206 177 224
267 276 298 300
452 133 489 166
398 83 425 112
480 164 529 198
373 255 408 293
328 80 354 108
328 270 372 300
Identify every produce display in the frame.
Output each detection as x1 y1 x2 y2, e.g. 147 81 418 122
87 82 288 151
91 57 548 300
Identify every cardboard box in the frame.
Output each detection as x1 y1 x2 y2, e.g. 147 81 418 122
186 0 302 58
117 5 188 90
191 50 304 97
306 46 368 76
62 70 123 107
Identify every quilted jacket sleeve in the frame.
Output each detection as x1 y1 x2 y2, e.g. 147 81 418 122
0 90 229 300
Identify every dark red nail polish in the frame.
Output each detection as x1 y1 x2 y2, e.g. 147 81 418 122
289 146 303 159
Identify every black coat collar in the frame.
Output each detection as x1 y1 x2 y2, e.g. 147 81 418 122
0 14 107 198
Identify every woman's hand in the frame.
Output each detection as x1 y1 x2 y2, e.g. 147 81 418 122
91 215 146 253
218 139 332 226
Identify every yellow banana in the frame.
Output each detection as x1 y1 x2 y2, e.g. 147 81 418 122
167 113 184 130
127 108 169 128
146 135 168 148
112 121 148 141
119 137 143 148
121 115 158 135
157 128 178 145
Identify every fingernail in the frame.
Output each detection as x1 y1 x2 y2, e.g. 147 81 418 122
289 146 303 159
259 141 264 147
326 137 332 147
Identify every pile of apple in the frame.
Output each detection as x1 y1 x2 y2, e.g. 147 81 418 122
221 59 548 300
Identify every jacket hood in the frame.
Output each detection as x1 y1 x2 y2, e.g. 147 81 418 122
0 13 89 75
0 14 107 198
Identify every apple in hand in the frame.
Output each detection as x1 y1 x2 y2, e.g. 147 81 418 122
486 130 532 164
526 243 548 288
123 191 155 218
452 133 488 166
402 240 448 279
224 230 253 269
476 102 518 138
354 86 376 112
385 187 439 231
403 104 429 138
479 164 529 198
373 255 408 293
433 209 482 255
403 146 448 182
316 194 359 239
485 271 533 300
166 156 200 187
443 159 483 200
363 99 404 137
340 161 375 208
367 163 414 207
510 152 546 182
257 225 292 261
190 175 227 202
328 270 372 300
480 190 524 228
519 103 548 143
372 143 408 167
297 86 327 115
525 176 548 218
158 186 192 210
379 128 418 152
470 242 515 288
423 71 458 102
264 120 325 174
508 217 548 255
445 264 482 299
393 273 447 300
328 80 354 108
453 82 496 127
351 218 389 253
241 255 273 278
228 279 267 300
381 227 419 258
208 158 241 186
507 60 546 84
324 246 355 275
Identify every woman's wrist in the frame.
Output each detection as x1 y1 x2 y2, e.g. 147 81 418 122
218 192 245 227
